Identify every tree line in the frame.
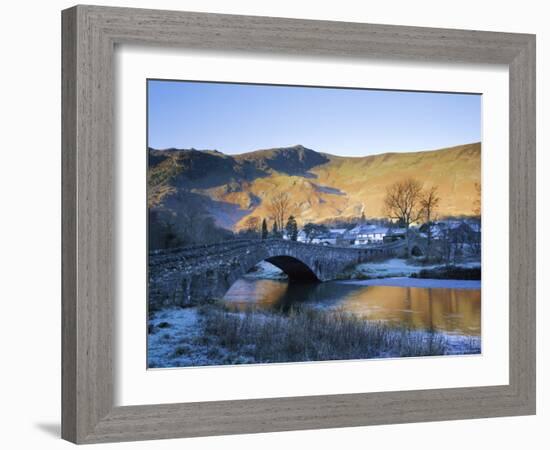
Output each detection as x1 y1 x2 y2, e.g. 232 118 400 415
383 177 481 262
241 212 298 241
150 179 481 258
383 178 441 257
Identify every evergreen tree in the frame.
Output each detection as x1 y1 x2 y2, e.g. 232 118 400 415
261 218 268 239
272 222 279 238
285 215 298 241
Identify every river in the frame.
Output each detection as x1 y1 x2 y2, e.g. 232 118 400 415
223 278 481 337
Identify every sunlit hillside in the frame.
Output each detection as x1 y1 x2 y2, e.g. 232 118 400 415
148 143 481 230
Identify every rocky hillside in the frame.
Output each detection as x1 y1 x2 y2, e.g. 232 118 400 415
148 143 481 230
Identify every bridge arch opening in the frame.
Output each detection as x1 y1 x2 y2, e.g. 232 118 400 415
261 255 320 282
411 245 424 257
223 256 321 311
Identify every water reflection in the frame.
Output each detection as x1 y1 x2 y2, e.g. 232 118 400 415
223 279 481 336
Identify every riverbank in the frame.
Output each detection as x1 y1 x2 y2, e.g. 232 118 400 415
340 277 481 290
342 258 481 280
147 303 481 368
245 258 481 282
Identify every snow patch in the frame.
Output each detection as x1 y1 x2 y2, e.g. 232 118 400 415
147 307 210 368
353 258 481 279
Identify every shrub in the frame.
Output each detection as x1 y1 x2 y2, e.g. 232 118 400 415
198 303 450 363
416 266 481 280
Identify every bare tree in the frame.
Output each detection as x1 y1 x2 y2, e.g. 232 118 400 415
243 216 260 234
384 178 425 254
267 192 293 231
420 186 441 260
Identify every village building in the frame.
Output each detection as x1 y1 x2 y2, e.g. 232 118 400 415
352 224 388 245
382 227 407 243
296 230 307 243
311 231 345 246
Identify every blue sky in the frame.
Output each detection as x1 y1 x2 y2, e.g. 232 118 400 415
147 80 481 156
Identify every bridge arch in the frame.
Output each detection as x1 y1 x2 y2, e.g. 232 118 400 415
225 251 323 290
148 239 396 308
264 256 320 282
222 255 321 308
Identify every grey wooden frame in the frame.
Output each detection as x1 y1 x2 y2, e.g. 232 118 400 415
62 4 536 444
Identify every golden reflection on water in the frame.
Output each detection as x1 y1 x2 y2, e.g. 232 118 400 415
223 279 481 336
224 278 290 309
339 285 480 335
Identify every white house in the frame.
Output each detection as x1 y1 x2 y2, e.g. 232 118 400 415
329 228 347 235
352 225 388 245
311 232 342 246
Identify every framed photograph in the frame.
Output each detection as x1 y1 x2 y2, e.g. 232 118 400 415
62 5 536 444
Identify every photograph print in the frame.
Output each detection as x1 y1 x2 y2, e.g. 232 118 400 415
147 80 482 369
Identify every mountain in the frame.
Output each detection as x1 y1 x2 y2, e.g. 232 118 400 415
148 143 481 231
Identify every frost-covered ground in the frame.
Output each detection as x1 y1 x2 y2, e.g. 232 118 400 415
148 303 480 369
340 277 481 290
147 307 214 368
148 259 481 368
445 334 482 355
349 258 481 279
147 306 257 368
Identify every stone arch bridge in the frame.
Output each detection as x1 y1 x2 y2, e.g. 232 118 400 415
149 239 401 308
